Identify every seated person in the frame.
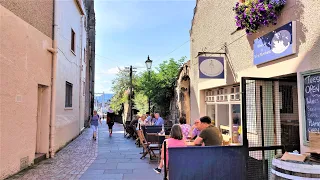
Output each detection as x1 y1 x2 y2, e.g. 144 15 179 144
145 113 156 125
154 113 164 126
128 115 139 138
153 124 186 174
194 116 222 146
179 116 191 139
136 114 147 130
190 119 201 140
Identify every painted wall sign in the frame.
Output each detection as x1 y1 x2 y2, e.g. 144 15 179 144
253 21 296 65
304 72 320 141
199 56 224 78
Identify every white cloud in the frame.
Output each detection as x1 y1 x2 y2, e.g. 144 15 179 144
96 66 123 75
95 82 114 94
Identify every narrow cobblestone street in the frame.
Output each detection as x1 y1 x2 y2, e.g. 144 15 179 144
8 122 162 180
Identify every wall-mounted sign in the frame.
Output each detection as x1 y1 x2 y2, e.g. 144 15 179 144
303 72 320 141
199 56 224 78
253 21 296 65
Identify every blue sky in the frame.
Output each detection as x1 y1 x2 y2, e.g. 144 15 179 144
94 0 196 93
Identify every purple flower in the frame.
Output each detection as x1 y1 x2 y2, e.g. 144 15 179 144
270 0 286 6
259 6 265 11
233 0 285 34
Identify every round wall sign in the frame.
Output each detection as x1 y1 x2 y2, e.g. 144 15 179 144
199 58 224 77
271 30 291 54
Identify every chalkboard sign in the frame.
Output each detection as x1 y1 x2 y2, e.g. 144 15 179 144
304 73 320 141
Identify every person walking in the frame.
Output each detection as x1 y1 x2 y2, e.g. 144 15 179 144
106 112 115 137
89 110 102 140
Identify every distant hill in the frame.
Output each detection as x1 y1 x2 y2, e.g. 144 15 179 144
95 93 113 103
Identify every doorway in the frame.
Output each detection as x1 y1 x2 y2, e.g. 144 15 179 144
35 85 46 160
241 76 300 180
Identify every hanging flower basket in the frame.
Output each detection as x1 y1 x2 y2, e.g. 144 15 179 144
233 0 286 34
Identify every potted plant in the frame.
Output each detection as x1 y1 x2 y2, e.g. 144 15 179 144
233 0 287 34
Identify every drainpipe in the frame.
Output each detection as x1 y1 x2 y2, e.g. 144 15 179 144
48 0 58 158
79 15 84 133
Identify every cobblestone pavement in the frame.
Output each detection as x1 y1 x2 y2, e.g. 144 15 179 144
80 122 163 180
8 121 163 180
8 127 98 180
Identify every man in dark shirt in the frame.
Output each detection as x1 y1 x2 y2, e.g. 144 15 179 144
127 115 139 138
194 116 222 146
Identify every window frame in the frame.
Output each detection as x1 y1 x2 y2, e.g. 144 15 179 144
71 29 76 54
65 81 73 108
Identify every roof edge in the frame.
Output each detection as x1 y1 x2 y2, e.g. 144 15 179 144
189 0 200 36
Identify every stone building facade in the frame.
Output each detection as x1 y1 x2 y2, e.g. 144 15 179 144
0 0 93 178
189 0 320 155
0 1 53 178
169 61 191 124
84 0 96 127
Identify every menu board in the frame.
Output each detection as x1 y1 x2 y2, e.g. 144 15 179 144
304 73 320 141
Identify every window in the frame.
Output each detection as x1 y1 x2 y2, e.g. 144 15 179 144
65 82 73 107
71 29 76 53
279 85 293 113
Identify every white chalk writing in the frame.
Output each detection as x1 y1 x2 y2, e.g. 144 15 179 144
305 75 320 85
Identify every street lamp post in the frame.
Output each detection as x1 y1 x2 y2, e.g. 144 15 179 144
145 55 152 113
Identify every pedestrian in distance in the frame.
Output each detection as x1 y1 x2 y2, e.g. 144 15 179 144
107 112 115 137
89 110 102 140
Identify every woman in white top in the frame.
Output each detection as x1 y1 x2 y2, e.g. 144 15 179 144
137 114 147 130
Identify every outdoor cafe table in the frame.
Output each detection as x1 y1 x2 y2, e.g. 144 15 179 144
148 133 196 146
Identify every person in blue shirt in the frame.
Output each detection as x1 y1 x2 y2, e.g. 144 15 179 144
154 113 164 126
89 110 102 140
145 113 156 125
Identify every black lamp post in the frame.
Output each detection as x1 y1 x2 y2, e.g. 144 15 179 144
145 55 152 113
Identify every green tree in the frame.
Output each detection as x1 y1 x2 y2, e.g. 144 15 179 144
133 92 148 115
109 69 136 114
110 57 186 117
135 56 186 117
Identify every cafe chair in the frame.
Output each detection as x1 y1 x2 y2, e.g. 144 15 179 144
137 130 157 161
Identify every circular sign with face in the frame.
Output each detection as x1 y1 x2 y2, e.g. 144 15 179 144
199 58 224 77
271 30 291 54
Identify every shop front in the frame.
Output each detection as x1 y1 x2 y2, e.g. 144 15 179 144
204 85 241 144
189 0 320 179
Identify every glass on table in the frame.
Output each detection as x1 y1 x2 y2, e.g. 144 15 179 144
186 135 192 142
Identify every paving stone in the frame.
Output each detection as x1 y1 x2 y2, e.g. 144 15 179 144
8 122 163 180
80 174 123 180
92 159 107 164
87 163 118 170
6 126 98 180
82 170 104 175
123 172 163 180
106 158 133 163
103 169 133 174
117 162 153 169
